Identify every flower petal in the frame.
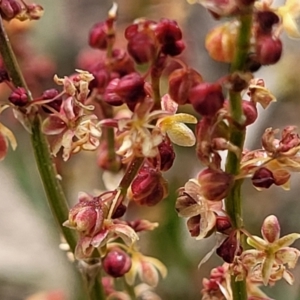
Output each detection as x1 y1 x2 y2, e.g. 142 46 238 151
165 122 196 146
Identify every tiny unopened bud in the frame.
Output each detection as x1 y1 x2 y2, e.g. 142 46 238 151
41 89 62 113
131 167 168 206
148 138 175 171
256 10 280 34
242 100 258 126
252 167 274 189
8 87 28 107
256 35 282 65
155 18 182 44
216 216 232 234
89 21 109 50
189 82 224 117
127 32 156 64
198 168 234 201
103 248 132 278
168 67 203 105
273 169 290 187
0 0 22 21
161 40 185 56
187 215 200 237
111 203 127 219
103 78 124 106
66 194 104 236
261 215 280 243
216 234 242 263
205 23 237 63
115 72 146 107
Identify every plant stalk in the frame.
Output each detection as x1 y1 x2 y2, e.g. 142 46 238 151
0 16 105 300
225 9 254 300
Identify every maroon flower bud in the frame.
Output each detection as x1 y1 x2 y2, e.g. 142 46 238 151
256 35 282 65
103 248 132 278
90 68 112 94
89 21 110 50
161 40 185 56
115 72 146 107
256 10 280 34
216 216 232 234
103 78 124 106
8 87 28 107
189 82 224 117
198 168 234 201
127 32 156 64
41 89 62 113
242 100 258 126
111 203 127 219
131 167 168 206
216 234 242 263
245 54 262 72
0 0 22 21
187 215 201 237
110 49 135 76
273 169 290 187
66 193 104 236
168 68 203 105
148 138 175 171
252 167 274 189
155 18 182 44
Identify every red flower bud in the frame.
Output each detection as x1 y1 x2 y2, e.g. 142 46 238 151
115 72 146 107
110 49 135 76
252 167 274 189
256 35 282 65
148 138 175 171
8 87 28 107
103 78 124 106
89 21 110 50
161 40 185 56
256 10 279 34
155 18 182 44
67 194 104 236
127 32 156 64
131 167 168 206
0 0 22 21
198 168 234 201
187 215 201 237
242 100 258 126
216 216 232 234
168 68 203 105
41 89 62 113
216 234 242 263
189 82 224 117
103 248 132 278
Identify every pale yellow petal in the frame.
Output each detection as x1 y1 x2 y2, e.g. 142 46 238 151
166 123 196 147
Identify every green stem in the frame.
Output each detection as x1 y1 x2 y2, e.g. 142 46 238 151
224 9 254 300
31 116 77 251
0 16 105 300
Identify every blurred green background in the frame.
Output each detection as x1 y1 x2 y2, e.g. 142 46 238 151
1 0 300 299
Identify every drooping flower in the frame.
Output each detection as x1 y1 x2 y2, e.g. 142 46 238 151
176 179 224 240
